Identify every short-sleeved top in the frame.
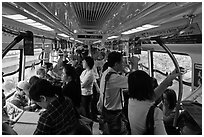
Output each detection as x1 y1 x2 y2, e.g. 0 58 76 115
34 97 78 135
100 67 128 110
80 69 95 96
128 99 167 135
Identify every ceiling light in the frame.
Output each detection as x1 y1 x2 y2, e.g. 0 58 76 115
121 24 159 35
17 19 36 24
58 33 70 37
3 14 27 20
107 36 119 40
93 40 101 44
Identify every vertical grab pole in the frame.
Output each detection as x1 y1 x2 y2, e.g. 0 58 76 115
151 37 183 127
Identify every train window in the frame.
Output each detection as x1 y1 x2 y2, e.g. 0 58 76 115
24 49 42 81
138 51 149 73
153 52 192 99
2 50 20 96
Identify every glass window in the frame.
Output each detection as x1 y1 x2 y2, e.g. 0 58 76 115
2 50 20 96
153 52 192 100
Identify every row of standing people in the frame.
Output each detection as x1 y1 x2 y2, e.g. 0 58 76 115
3 51 201 135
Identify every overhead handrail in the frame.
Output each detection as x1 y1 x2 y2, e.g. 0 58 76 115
150 37 183 127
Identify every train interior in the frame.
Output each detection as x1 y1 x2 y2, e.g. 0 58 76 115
2 2 202 135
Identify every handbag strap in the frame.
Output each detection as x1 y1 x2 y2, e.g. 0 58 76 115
145 105 156 135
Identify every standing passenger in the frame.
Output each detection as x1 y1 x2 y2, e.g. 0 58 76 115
61 64 81 109
80 56 95 118
128 70 179 134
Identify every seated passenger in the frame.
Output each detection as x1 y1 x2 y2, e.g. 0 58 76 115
36 67 54 83
44 62 61 80
162 89 179 135
177 101 202 135
128 70 180 135
2 92 17 135
29 79 79 134
10 81 31 111
29 75 40 86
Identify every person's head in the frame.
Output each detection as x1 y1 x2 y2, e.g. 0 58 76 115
151 77 158 89
62 64 77 83
162 88 177 110
29 79 62 109
44 62 53 71
16 81 31 96
29 75 40 86
107 51 123 72
128 70 155 101
82 56 94 70
36 67 46 78
178 110 201 135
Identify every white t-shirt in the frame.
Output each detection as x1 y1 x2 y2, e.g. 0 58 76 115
80 69 94 96
128 99 167 135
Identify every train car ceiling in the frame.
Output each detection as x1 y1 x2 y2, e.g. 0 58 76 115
2 2 202 52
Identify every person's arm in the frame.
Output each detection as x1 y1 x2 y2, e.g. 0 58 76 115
154 70 180 101
34 116 52 135
154 108 167 135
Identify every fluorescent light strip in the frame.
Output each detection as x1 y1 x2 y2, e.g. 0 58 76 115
107 36 119 40
93 40 101 44
3 14 27 20
122 24 159 35
58 33 70 37
3 14 54 31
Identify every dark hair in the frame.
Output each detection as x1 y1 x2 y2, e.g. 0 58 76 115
29 79 62 102
63 64 78 81
107 51 123 67
128 70 155 101
102 62 109 73
84 56 94 69
29 76 40 86
163 89 177 110
151 77 158 89
44 62 53 69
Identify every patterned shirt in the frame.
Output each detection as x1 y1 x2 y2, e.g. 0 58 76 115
34 97 78 135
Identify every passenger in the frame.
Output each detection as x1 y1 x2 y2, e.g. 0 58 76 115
97 51 138 134
2 92 17 135
10 81 32 111
177 101 202 135
29 75 40 86
162 89 179 134
28 79 79 135
44 62 61 80
36 67 46 79
36 67 55 83
91 64 100 122
61 64 81 109
80 56 95 118
128 70 180 135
